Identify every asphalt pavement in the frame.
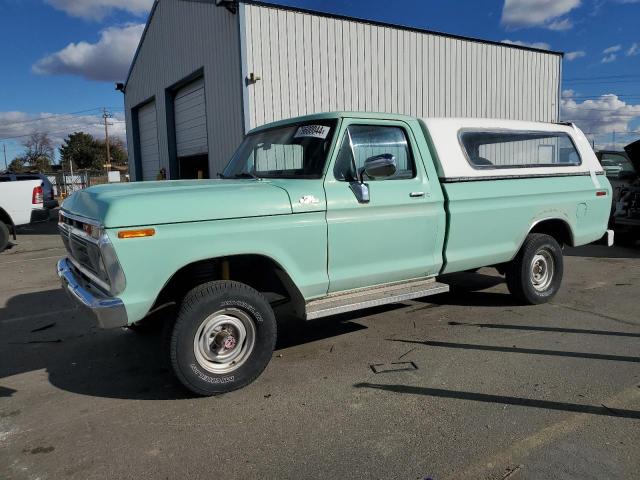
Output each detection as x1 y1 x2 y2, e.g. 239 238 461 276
1 218 639 480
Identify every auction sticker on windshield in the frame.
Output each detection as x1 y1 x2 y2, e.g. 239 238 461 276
295 125 330 139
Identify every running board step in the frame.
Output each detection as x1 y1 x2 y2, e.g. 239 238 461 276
305 278 449 320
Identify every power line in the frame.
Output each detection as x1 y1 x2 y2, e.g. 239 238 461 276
561 104 640 113
0 107 125 129
563 80 640 85
564 74 640 81
582 131 640 136
0 123 125 142
0 107 106 128
563 94 640 100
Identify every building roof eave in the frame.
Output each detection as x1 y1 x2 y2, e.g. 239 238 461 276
123 0 160 91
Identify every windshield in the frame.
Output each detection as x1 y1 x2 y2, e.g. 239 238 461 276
222 120 337 179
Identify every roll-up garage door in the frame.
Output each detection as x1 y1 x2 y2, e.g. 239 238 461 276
137 101 160 181
175 77 208 157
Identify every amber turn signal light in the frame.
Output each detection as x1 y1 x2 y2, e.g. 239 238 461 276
117 228 156 239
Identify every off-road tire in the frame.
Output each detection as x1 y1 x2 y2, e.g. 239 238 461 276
0 221 10 253
170 280 277 396
506 233 563 305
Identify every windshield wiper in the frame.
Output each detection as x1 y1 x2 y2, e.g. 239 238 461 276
231 172 259 179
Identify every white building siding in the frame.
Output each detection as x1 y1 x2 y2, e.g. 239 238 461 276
124 1 561 180
242 4 561 130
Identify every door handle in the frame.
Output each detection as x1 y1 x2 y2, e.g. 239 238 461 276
409 192 425 198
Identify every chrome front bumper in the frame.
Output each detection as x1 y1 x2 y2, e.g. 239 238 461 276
57 258 128 329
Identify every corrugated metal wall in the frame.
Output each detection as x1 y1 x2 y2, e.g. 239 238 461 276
241 4 561 130
125 0 244 180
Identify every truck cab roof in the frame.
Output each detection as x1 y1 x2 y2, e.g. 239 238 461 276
251 112 603 181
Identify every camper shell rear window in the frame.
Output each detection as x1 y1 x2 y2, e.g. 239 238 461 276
459 129 582 169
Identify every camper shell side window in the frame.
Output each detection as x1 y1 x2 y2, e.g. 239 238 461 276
458 129 582 170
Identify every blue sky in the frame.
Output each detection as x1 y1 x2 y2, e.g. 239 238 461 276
0 0 639 164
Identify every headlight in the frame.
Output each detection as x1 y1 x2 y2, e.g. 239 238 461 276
83 223 103 240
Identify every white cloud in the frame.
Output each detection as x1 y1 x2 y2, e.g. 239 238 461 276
601 53 617 63
565 50 586 61
501 0 580 30
501 39 551 50
562 89 576 98
603 44 622 54
627 43 639 56
32 24 144 82
561 94 640 134
546 18 574 31
44 0 153 21
0 111 127 159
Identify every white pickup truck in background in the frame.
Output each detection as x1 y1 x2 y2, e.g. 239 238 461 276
0 179 49 252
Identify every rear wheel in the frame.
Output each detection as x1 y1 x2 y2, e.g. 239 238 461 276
170 280 276 396
0 221 10 253
506 233 563 305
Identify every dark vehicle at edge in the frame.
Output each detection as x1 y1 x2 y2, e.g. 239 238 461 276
597 140 640 244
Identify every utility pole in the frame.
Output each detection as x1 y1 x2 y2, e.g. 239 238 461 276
2 143 7 171
103 108 113 176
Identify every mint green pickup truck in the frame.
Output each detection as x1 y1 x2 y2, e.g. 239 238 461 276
57 112 612 395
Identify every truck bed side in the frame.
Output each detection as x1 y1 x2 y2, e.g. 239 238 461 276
419 119 612 274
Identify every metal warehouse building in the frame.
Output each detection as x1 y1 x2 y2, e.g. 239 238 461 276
123 0 563 181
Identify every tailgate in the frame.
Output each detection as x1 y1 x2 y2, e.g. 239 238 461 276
0 180 43 226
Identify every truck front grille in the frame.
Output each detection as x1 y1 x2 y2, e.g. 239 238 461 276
58 224 110 291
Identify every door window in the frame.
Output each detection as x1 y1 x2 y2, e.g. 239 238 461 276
334 125 416 181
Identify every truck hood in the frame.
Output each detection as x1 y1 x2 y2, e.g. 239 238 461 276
61 179 293 228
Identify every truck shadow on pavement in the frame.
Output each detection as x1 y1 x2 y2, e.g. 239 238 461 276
0 288 370 400
389 338 640 363
371 334 640 420
447 320 640 338
353 383 640 420
425 271 523 307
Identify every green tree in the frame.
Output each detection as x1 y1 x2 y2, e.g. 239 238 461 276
8 157 25 172
59 132 100 170
95 137 128 167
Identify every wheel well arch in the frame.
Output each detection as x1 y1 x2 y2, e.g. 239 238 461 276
528 218 574 247
152 254 305 317
0 207 15 234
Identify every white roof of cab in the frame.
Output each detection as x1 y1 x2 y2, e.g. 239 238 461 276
420 118 603 180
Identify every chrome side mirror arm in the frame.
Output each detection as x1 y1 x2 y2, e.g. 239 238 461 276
349 181 370 204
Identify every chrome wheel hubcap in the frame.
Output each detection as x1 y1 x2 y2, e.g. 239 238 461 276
530 249 555 292
193 308 256 374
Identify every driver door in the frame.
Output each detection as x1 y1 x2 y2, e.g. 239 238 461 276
323 119 442 293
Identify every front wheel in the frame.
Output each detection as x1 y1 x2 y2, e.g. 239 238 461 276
506 233 563 305
0 221 10 253
170 280 277 396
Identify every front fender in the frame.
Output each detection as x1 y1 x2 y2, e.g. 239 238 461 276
108 213 327 324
